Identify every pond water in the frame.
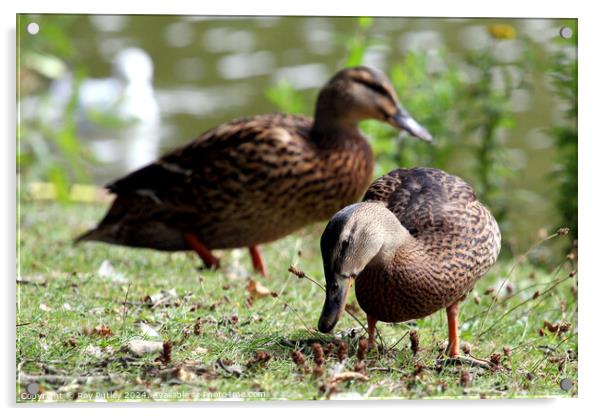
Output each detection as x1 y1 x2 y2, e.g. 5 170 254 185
18 15 577 252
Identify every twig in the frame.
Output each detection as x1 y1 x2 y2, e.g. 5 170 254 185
476 229 568 338
16 279 47 287
478 265 572 338
367 367 405 373
92 295 143 306
529 335 572 374
121 282 132 338
385 330 410 353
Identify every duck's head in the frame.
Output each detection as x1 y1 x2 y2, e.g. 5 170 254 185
314 66 432 142
112 47 154 85
318 202 411 333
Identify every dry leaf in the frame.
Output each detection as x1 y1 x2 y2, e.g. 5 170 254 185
246 279 275 299
83 324 113 337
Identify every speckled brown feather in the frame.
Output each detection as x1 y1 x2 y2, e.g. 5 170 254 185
355 167 501 323
80 113 373 250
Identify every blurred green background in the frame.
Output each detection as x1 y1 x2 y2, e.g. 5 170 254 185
17 15 577 258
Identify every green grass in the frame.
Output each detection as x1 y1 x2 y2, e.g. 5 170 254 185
16 198 577 402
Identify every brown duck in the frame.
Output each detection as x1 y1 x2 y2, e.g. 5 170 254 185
76 67 432 276
318 167 501 364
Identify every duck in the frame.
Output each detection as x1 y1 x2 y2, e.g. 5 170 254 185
76 66 433 276
318 167 501 365
49 47 161 173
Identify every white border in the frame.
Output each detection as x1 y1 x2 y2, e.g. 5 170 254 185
3 0 600 414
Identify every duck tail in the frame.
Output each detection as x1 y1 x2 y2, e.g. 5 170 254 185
73 227 108 245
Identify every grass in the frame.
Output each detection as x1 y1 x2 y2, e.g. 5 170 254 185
16 197 578 402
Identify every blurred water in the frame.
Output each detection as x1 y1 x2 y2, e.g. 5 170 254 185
18 15 576 249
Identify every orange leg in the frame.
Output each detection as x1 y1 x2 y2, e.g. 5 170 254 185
184 233 220 269
367 315 378 351
440 301 493 369
445 302 460 357
249 246 267 276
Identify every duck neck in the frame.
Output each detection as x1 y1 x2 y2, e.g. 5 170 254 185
311 91 363 144
368 223 409 267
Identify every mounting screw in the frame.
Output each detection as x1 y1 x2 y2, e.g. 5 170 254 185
559 26 573 40
26 22 40 35
560 378 573 391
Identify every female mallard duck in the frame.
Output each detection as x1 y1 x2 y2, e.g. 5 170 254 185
318 167 501 364
76 66 432 276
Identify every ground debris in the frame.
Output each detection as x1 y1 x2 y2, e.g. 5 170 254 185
312 343 325 367
409 330 420 356
138 322 161 339
215 358 244 377
542 320 571 334
291 350 306 367
155 341 173 365
288 265 306 278
83 324 113 338
17 274 48 286
337 341 349 362
245 351 272 368
489 353 502 366
356 338 369 361
127 339 164 356
459 370 472 387
144 288 179 308
329 371 369 383
246 278 277 299
193 317 202 335
97 260 127 283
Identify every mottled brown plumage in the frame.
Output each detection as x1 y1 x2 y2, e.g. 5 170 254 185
318 168 501 364
76 67 432 275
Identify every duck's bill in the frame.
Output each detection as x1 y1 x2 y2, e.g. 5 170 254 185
390 107 433 143
318 276 353 333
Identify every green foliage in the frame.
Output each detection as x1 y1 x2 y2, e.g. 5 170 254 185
548 21 577 240
455 47 528 224
344 17 373 67
16 199 578 400
265 80 310 115
18 15 92 201
367 51 463 176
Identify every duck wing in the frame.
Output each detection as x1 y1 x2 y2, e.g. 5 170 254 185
107 113 313 199
363 167 500 273
363 167 476 236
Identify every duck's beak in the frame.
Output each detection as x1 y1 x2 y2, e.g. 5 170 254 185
318 275 353 333
389 106 433 143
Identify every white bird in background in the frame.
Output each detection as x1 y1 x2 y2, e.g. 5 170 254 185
29 47 162 177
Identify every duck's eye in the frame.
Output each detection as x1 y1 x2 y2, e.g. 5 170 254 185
340 239 350 254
